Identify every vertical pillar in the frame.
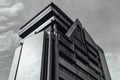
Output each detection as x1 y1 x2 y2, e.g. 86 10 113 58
47 32 53 80
54 31 59 80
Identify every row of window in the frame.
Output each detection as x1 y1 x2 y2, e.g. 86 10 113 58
59 64 84 80
59 48 100 80
58 35 102 75
55 25 105 80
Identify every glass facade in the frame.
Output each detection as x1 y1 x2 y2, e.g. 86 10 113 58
16 32 44 80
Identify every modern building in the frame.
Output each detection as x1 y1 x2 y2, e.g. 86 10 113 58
9 3 111 80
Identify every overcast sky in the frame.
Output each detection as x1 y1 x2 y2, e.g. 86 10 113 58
0 0 120 80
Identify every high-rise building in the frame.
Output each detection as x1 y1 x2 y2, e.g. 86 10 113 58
9 3 111 80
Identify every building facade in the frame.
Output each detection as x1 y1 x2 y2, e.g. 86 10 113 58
9 3 111 80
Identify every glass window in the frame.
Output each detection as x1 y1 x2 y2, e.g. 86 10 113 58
16 32 44 80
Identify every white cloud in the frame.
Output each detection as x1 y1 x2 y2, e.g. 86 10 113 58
0 2 24 17
0 21 19 32
0 0 10 6
0 30 20 52
0 2 25 33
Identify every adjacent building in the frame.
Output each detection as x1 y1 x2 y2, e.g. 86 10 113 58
9 3 111 80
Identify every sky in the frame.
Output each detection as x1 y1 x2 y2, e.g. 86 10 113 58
0 0 120 80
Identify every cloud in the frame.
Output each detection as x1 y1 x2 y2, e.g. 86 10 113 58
0 2 25 53
0 61 11 80
0 21 18 33
105 52 120 80
0 30 20 52
0 2 25 33
0 0 10 6
0 2 24 17
0 16 8 21
0 61 11 71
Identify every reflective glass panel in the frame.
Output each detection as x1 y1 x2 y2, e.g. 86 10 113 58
16 32 44 80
